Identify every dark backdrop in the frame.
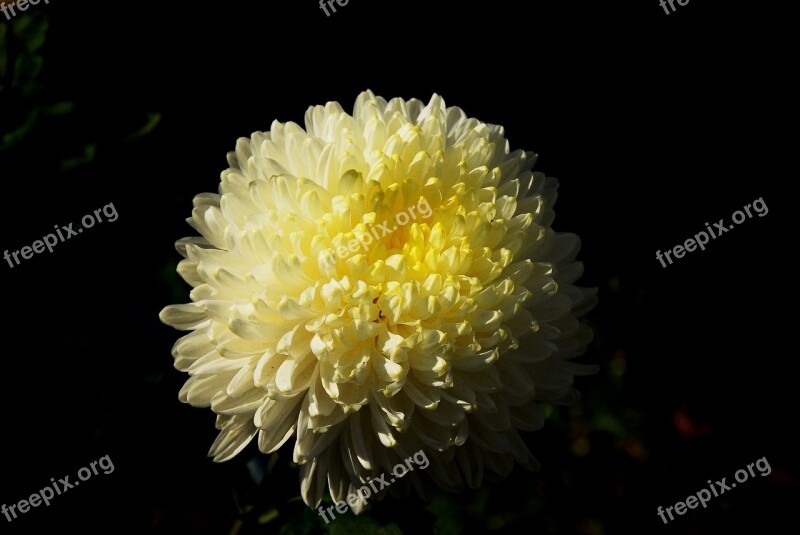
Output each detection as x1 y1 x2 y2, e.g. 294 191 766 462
0 0 795 533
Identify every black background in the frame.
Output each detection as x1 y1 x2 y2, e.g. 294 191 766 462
1 0 796 533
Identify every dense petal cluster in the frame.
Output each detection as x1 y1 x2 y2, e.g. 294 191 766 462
160 91 596 511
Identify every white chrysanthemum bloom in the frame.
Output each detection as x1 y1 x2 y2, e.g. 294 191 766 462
160 91 596 512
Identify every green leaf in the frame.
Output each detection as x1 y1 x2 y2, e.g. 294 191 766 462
0 23 8 79
122 112 161 141
12 14 47 52
325 513 403 535
1 106 39 150
41 101 74 115
59 143 96 172
12 52 44 93
257 508 279 524
267 452 280 475
427 492 464 535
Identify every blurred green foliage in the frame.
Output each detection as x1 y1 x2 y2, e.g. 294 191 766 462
0 11 159 170
0 13 57 150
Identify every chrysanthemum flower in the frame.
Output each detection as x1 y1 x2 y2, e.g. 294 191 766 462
160 91 596 512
